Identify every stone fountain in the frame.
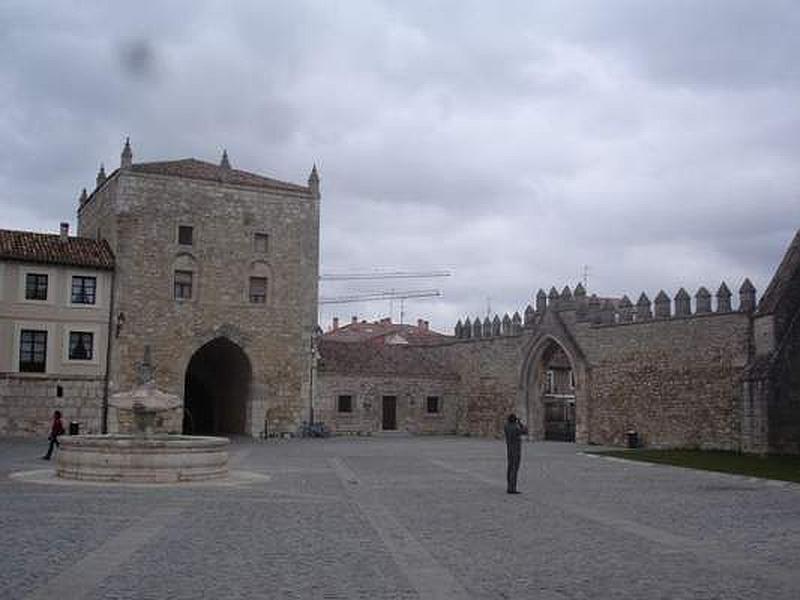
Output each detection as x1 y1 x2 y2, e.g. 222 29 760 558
56 347 229 483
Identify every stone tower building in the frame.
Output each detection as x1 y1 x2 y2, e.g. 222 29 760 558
78 140 320 436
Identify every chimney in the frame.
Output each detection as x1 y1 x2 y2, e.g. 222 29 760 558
59 222 69 241
332 317 339 331
424 320 429 331
351 316 358 324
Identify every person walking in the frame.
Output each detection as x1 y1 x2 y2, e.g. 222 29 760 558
504 413 528 494
42 410 65 460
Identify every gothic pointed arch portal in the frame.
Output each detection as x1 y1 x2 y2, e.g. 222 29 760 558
183 337 252 435
522 335 584 442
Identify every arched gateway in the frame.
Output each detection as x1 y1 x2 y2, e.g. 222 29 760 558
521 334 586 442
183 337 252 435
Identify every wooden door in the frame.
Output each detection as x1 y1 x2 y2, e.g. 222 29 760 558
382 396 397 430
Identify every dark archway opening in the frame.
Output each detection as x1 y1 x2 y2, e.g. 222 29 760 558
183 337 251 435
538 341 576 442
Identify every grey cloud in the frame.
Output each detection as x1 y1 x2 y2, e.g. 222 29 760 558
1 0 798 332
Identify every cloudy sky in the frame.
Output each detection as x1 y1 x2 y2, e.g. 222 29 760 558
2 0 798 332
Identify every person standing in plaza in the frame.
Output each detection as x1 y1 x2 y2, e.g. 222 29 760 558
504 413 528 494
42 410 65 460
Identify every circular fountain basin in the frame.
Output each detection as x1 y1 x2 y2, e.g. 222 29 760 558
56 435 229 483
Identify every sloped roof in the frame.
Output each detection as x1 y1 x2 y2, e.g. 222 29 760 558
0 229 114 270
129 159 311 194
318 339 457 379
758 229 800 315
323 320 450 345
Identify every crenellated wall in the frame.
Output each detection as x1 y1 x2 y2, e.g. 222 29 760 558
448 278 760 449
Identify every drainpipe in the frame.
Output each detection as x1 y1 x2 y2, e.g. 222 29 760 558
101 268 116 434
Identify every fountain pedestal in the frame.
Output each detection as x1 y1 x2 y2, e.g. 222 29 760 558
56 347 230 483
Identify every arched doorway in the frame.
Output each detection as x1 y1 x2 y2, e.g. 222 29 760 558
183 337 251 435
524 337 578 442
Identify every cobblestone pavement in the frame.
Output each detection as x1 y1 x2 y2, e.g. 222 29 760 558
2 436 799 599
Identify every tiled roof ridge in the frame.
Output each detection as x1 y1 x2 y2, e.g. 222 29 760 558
0 229 114 270
128 158 311 193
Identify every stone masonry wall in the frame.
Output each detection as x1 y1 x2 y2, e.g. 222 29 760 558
0 375 104 437
315 372 460 435
570 312 751 449
444 336 524 437
80 167 319 435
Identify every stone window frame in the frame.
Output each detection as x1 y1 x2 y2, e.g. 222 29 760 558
174 270 193 300
177 224 194 246
425 395 441 415
172 253 198 303
248 277 267 304
337 394 353 413
245 260 272 306
253 232 269 254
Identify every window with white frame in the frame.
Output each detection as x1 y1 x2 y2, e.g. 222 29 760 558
68 332 94 360
19 329 47 372
25 273 48 301
71 276 97 304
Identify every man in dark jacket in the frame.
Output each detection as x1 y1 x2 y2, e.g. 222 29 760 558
504 413 528 494
42 410 65 460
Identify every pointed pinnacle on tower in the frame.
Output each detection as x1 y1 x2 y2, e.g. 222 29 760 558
308 163 320 197
220 149 231 169
121 137 132 169
96 164 106 188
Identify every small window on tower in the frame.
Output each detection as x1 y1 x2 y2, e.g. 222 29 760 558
174 270 193 300
254 233 269 253
178 225 193 246
426 396 440 414
249 277 267 304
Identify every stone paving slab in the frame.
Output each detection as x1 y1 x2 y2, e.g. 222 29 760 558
1 437 799 599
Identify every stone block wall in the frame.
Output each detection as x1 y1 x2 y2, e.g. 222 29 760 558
0 375 104 437
314 372 459 435
444 337 524 437
79 165 319 435
572 313 751 449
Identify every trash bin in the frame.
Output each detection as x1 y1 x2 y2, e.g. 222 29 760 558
625 430 638 448
69 421 80 436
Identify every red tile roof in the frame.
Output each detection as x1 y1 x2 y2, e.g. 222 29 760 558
0 229 114 270
129 159 311 194
323 320 450 345
318 339 458 379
